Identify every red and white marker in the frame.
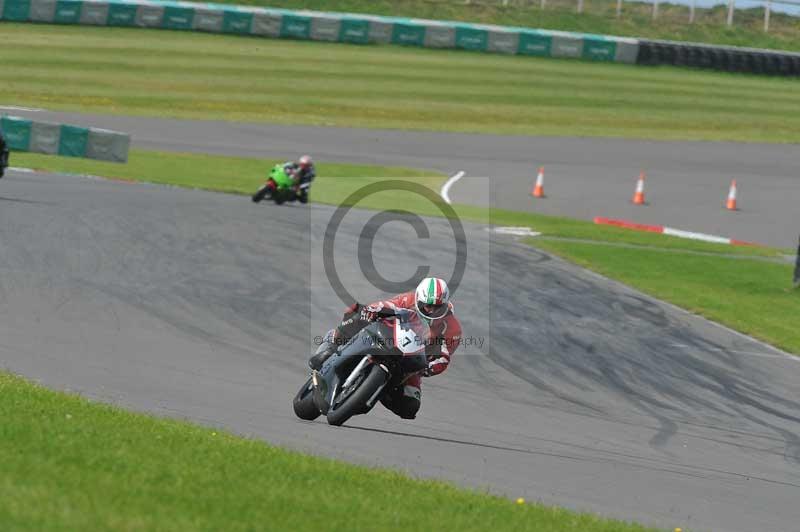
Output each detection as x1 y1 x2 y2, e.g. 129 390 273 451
593 217 759 246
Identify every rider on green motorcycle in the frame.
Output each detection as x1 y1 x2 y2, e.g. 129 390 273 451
252 155 316 204
283 155 316 204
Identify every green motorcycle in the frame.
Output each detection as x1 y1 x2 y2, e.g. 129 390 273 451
251 164 308 205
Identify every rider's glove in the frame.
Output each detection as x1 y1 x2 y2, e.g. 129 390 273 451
360 304 383 322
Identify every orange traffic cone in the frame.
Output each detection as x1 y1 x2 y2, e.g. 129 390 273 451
632 172 646 205
726 180 738 211
531 167 545 198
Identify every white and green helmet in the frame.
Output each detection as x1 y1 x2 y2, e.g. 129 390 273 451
415 277 450 321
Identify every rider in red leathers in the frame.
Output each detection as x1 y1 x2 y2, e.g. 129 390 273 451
309 277 462 419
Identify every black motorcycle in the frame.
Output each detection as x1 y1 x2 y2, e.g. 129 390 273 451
293 308 429 426
0 146 8 179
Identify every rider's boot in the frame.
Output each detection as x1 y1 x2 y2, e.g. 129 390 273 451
309 344 337 370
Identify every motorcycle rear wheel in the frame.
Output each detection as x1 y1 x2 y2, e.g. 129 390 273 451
326 364 387 427
273 190 288 205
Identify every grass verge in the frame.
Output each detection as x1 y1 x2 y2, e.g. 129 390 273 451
531 239 800 353
0 372 660 532
2 24 800 143
11 149 443 195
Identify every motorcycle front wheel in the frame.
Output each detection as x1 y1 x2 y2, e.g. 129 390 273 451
326 364 387 427
293 377 321 420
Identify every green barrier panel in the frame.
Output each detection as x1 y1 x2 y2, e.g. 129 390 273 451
107 1 137 26
222 9 252 34
455 26 488 51
339 17 369 44
58 125 89 157
518 31 552 56
2 0 31 20
391 22 425 47
582 37 617 61
162 4 194 30
280 14 310 39
1 116 32 151
54 0 82 24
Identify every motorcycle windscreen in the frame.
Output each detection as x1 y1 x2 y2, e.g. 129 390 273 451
384 309 429 354
334 326 383 366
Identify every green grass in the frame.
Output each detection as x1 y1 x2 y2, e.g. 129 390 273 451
12 149 443 195
459 205 784 257
221 0 800 52
2 24 800 143
533 239 800 353
0 372 662 532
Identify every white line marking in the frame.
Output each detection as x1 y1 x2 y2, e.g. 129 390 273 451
440 170 464 205
663 227 731 245
0 105 44 112
8 167 34 173
490 227 542 237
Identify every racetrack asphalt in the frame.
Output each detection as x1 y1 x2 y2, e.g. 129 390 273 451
2 167 800 532
10 109 800 248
